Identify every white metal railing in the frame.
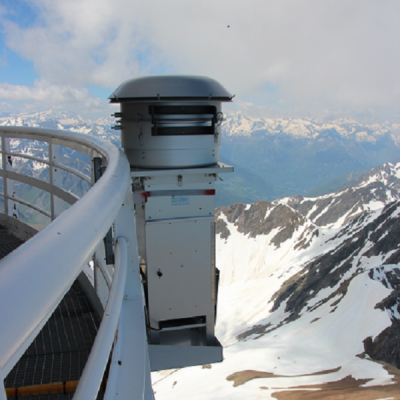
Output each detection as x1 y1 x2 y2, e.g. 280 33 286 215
0 128 94 222
75 237 128 400
0 127 153 399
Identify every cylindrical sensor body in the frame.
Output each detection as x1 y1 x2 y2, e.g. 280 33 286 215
109 75 232 169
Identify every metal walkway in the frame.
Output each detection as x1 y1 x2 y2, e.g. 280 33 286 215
0 225 104 400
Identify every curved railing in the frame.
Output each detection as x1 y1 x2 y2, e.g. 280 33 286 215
0 127 152 399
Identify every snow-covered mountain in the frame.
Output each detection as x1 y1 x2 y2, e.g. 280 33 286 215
220 113 400 205
2 110 400 206
152 162 400 399
223 113 400 143
3 110 399 143
0 110 119 145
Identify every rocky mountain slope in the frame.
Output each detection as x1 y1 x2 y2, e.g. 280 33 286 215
152 162 400 399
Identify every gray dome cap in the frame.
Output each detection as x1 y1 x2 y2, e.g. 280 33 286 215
109 75 233 103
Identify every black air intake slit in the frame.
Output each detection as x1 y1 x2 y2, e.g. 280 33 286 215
149 105 217 136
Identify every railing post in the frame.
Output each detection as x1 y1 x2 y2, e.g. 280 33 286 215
105 189 154 400
0 381 6 400
93 156 115 265
49 138 54 220
2 135 9 218
94 242 112 309
49 141 65 220
74 237 128 400
4 133 16 218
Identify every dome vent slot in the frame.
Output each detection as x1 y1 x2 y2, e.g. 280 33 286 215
149 105 217 136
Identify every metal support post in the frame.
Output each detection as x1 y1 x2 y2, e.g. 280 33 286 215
0 387 6 400
105 190 154 400
1 135 7 216
94 157 114 264
94 243 112 309
2 136 9 218
74 237 128 400
49 138 54 219
49 142 64 220
0 377 6 400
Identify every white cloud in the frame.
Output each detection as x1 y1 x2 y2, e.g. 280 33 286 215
1 0 399 120
0 80 113 119
0 101 14 112
0 80 93 103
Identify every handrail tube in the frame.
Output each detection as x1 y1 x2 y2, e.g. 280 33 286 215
74 237 128 400
0 383 6 400
3 132 100 161
1 195 51 218
52 137 96 156
0 169 80 206
3 149 91 183
4 151 50 164
0 128 100 157
104 189 151 400
52 161 91 183
105 292 148 400
0 127 131 376
2 132 50 144
97 259 112 289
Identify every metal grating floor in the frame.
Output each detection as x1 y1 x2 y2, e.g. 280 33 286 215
0 225 105 399
0 227 24 259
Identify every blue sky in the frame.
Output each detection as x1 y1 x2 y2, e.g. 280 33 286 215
0 1 38 82
0 0 399 121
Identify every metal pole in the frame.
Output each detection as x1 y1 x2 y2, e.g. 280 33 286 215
1 134 8 217
49 138 55 220
105 191 154 400
0 380 6 400
74 237 128 400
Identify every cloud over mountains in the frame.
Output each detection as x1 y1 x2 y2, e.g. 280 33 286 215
1 0 399 120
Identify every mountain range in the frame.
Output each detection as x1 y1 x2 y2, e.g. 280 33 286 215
219 114 400 204
152 161 400 399
2 111 400 207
